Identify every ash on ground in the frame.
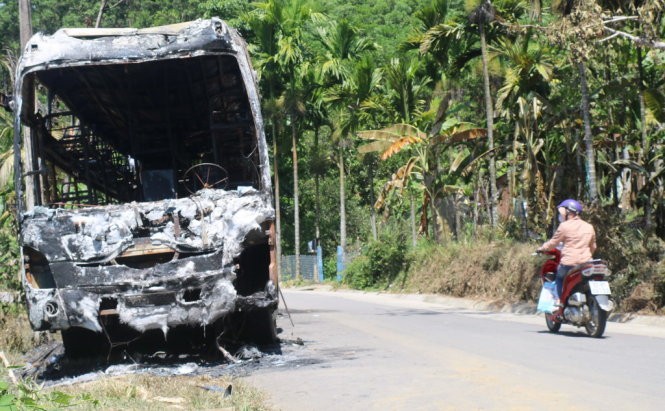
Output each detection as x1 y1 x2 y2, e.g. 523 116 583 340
18 314 311 387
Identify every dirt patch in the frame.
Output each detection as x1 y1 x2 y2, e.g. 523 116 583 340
622 283 659 313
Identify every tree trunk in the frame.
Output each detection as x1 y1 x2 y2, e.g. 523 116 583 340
620 146 632 209
637 46 652 231
529 0 542 22
95 0 108 28
410 193 417 247
474 171 481 238
369 157 377 241
338 143 347 265
578 61 598 202
271 122 282 279
291 121 300 279
314 127 321 245
480 22 498 227
575 132 584 199
454 195 462 240
429 192 441 242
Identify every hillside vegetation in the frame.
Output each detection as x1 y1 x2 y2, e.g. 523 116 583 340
345 207 665 313
1 1 664 316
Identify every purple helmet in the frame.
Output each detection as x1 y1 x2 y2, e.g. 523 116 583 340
558 199 583 214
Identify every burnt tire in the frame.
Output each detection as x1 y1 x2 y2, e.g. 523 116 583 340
240 309 278 345
585 295 607 338
545 314 561 333
61 327 109 359
222 309 277 346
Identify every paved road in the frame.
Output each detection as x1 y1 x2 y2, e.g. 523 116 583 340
246 288 665 411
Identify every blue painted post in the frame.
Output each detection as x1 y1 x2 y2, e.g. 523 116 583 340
336 245 344 282
317 245 324 282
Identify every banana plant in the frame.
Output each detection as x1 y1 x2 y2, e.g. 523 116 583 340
357 119 487 239
609 136 665 232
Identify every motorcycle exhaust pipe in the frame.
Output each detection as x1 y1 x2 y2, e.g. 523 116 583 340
567 292 586 307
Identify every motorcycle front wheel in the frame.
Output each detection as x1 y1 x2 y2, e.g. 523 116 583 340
585 295 608 338
545 314 561 332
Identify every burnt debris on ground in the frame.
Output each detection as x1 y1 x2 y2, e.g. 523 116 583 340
17 312 312 387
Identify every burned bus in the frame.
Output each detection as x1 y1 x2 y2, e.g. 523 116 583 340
12 18 278 356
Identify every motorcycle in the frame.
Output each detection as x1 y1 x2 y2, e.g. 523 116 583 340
536 249 614 338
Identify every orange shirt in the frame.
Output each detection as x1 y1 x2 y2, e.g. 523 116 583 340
540 216 597 266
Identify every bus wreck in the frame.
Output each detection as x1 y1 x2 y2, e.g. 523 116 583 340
13 18 278 357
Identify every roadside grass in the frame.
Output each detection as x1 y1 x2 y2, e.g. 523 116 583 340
53 374 269 410
0 303 41 360
0 373 270 411
343 232 665 314
404 240 542 303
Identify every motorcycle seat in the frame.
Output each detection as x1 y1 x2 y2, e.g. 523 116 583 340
569 262 589 273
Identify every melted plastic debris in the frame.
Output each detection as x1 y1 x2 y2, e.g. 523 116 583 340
22 188 274 266
25 340 317 388
71 295 103 333
236 345 263 360
116 279 236 336
22 188 274 336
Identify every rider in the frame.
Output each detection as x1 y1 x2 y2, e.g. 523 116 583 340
538 199 596 303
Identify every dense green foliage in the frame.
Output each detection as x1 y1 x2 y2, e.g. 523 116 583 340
1 1 664 309
344 228 411 288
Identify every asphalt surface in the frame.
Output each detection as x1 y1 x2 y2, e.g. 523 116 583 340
245 287 665 411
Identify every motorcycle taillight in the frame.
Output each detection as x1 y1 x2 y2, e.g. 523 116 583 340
582 261 610 277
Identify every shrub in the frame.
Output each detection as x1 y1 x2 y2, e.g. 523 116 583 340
0 379 98 410
0 197 20 292
343 231 409 289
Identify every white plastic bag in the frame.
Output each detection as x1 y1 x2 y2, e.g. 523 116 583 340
537 282 557 313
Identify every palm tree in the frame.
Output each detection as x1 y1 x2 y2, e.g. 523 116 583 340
326 58 382 256
383 57 432 124
550 0 603 202
316 19 375 83
411 0 474 119
247 0 315 279
274 0 314 279
418 0 511 228
316 20 377 258
494 33 555 228
301 66 328 247
246 0 289 276
467 0 501 227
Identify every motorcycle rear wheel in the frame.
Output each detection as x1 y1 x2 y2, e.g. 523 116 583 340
545 314 561 332
585 295 607 338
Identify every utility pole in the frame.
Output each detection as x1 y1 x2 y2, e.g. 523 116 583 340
18 0 37 208
18 0 33 48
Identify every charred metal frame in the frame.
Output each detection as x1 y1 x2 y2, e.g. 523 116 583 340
13 19 278 354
